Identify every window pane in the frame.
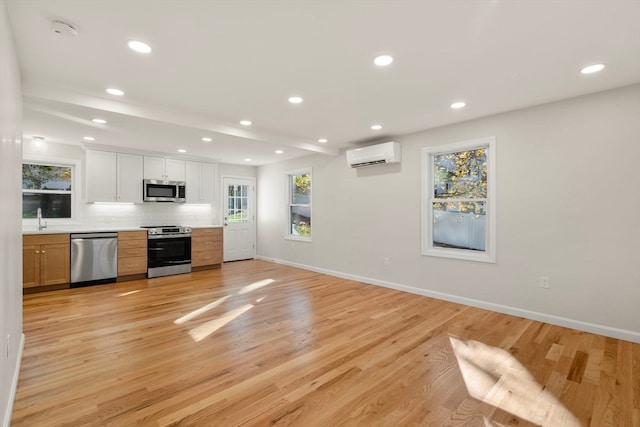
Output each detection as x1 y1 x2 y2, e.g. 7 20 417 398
432 201 485 251
434 148 486 199
23 193 72 219
22 164 72 191
291 173 311 204
290 206 311 236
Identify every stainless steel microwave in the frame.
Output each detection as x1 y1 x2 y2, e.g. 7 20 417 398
143 179 186 202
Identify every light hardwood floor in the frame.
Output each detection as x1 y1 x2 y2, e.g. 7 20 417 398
12 260 639 426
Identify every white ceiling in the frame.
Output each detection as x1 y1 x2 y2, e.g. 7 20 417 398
7 0 640 165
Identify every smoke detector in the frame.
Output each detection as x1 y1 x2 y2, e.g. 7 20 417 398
51 19 78 37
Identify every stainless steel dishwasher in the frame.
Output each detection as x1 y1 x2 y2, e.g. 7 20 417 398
70 232 118 288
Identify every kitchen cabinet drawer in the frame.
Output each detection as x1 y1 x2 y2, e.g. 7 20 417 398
192 228 222 237
192 250 222 267
118 230 147 241
192 235 222 251
191 228 223 269
118 239 147 251
118 256 147 276
118 247 146 258
117 231 147 277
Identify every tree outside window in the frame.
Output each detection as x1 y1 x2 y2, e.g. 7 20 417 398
422 137 496 262
22 163 73 219
287 169 311 240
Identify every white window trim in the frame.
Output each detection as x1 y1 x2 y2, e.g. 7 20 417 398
22 155 82 226
285 167 312 242
421 136 496 263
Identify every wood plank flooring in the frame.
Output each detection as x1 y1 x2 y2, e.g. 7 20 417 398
12 260 640 426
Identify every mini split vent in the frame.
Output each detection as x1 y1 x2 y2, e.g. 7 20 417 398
51 19 78 37
346 141 401 168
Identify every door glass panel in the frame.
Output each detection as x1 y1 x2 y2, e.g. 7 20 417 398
227 184 249 222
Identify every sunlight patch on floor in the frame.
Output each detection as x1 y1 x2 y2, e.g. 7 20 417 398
238 278 275 294
117 290 141 297
188 304 254 342
174 295 230 325
449 336 581 426
175 278 275 341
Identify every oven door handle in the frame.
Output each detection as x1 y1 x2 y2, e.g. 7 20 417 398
162 260 191 264
148 234 192 240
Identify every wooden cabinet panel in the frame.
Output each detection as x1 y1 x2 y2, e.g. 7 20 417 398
192 250 222 267
40 244 70 286
118 230 147 241
117 231 147 276
118 256 147 276
22 245 40 288
191 228 223 268
119 247 146 258
22 234 70 289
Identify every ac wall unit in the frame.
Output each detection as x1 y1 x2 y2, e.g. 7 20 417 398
346 141 401 168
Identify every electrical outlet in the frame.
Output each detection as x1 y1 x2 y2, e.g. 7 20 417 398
540 276 550 289
384 257 390 265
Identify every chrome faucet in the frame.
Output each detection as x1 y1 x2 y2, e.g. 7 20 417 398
37 207 47 231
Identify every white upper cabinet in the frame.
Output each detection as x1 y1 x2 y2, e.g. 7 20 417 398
86 150 143 203
116 153 144 203
185 161 216 204
143 156 186 182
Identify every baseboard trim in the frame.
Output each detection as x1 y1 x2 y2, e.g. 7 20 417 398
256 256 640 344
3 332 24 427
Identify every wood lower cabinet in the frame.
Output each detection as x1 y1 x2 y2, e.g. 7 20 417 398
23 234 70 290
192 227 223 269
117 231 147 279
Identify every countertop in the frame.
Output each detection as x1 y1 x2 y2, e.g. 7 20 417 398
22 224 223 235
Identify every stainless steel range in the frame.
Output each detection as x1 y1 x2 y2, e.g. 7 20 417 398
141 226 192 278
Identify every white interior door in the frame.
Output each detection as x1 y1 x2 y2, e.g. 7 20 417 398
222 177 255 261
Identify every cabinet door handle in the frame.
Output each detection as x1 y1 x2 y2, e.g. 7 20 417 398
35 250 40 254
41 251 46 254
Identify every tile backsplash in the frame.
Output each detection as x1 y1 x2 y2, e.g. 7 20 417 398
84 202 219 227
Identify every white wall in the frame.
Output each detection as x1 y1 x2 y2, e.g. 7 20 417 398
0 0 24 424
257 84 640 342
22 142 257 228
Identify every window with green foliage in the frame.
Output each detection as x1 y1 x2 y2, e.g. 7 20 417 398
22 162 74 219
422 137 496 262
287 169 311 241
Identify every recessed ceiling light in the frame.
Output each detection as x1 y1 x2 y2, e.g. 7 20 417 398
371 124 382 130
244 158 252 162
450 101 466 109
91 118 107 124
201 137 212 142
106 88 124 96
374 55 394 66
288 96 303 104
581 63 605 74
275 150 284 154
240 120 252 126
82 136 95 141
318 138 328 143
178 149 186 153
128 40 152 54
